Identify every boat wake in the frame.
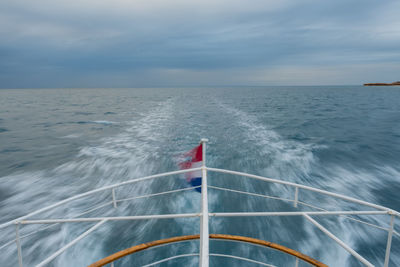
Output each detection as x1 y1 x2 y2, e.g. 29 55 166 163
0 98 192 266
0 95 399 266
216 102 400 266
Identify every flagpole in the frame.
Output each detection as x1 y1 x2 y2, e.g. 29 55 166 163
199 138 209 267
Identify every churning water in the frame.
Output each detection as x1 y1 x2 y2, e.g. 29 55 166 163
0 87 399 266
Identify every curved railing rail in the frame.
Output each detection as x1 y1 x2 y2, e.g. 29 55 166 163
0 167 202 230
88 234 328 267
2 166 398 230
208 167 400 215
0 140 398 267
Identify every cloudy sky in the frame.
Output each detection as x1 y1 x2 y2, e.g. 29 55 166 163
0 0 399 88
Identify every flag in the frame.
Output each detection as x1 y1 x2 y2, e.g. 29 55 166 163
179 144 203 193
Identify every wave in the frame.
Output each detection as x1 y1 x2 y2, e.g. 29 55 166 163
217 102 323 182
0 94 398 266
0 99 186 266
75 120 118 125
215 102 399 266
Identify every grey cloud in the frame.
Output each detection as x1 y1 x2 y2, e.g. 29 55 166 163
0 0 399 87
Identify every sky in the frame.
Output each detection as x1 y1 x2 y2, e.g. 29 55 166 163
0 0 399 88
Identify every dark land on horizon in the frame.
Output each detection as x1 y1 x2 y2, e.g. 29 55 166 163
364 81 400 86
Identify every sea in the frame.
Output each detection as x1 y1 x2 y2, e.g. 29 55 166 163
0 86 399 266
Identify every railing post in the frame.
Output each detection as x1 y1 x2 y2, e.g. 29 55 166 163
384 214 395 267
112 189 117 208
294 187 299 208
294 257 299 267
36 220 107 267
15 222 23 267
304 214 374 267
199 138 209 267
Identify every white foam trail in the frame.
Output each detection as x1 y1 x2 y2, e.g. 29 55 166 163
61 134 81 138
0 99 178 266
217 103 400 266
216 103 361 265
54 99 179 266
218 102 321 184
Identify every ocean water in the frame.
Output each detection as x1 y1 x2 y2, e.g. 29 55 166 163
0 86 399 266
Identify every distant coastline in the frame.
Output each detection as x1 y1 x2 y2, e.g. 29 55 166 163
364 81 400 86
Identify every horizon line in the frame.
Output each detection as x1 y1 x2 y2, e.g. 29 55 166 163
0 84 364 89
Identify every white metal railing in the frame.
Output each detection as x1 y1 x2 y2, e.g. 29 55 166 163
141 253 279 267
0 140 399 267
207 185 393 232
200 138 209 267
303 214 372 267
141 253 199 267
207 167 400 214
36 220 108 267
0 167 203 230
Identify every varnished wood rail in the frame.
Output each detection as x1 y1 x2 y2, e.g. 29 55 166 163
88 234 328 267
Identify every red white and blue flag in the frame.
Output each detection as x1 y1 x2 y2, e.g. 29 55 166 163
179 144 202 193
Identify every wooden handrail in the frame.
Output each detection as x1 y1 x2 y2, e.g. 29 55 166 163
88 234 328 267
